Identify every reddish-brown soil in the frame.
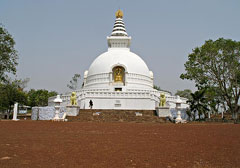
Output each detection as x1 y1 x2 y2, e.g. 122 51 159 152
0 121 239 168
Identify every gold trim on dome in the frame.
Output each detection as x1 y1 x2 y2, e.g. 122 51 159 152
115 9 123 18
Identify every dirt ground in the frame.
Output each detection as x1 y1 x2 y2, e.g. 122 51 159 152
0 121 239 168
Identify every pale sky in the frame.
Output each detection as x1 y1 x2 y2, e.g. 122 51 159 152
1 0 240 94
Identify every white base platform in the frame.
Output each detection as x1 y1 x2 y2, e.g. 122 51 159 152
156 107 170 117
49 90 189 111
66 106 80 116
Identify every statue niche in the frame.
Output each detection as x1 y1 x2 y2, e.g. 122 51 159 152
113 66 125 84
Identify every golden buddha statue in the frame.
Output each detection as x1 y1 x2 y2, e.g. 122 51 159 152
114 67 123 82
113 67 124 82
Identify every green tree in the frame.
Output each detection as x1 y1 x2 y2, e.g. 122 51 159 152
154 85 172 95
187 89 209 120
181 38 240 119
0 25 18 82
175 89 192 100
0 79 27 119
203 86 224 115
15 78 30 90
67 74 81 90
27 89 57 107
153 85 161 91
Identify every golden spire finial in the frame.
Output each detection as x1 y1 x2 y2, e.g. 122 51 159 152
115 9 123 18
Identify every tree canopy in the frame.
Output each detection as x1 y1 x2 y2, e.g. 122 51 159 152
153 85 161 91
27 89 57 107
181 38 240 118
0 79 28 119
67 74 81 90
153 85 172 95
0 25 18 82
175 89 192 100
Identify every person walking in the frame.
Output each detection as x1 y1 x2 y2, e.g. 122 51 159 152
89 100 93 109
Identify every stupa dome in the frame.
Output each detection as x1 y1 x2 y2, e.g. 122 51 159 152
88 49 151 77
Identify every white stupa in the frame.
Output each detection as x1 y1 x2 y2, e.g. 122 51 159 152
85 10 153 91
59 10 163 110
53 10 189 111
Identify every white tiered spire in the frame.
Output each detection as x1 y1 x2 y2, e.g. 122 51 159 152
107 10 131 49
111 17 128 36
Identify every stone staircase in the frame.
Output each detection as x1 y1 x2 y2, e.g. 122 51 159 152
67 109 169 123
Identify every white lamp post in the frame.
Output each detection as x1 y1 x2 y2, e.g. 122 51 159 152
175 96 183 123
53 95 62 121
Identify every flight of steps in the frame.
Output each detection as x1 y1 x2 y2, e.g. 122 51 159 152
67 109 169 123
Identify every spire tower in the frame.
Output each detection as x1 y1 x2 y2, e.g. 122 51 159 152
111 9 127 36
107 10 131 49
